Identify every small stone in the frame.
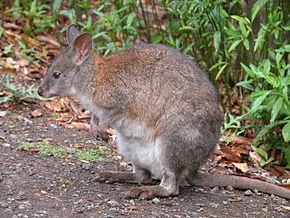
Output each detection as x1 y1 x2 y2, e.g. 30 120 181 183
107 200 119 207
253 189 259 193
210 187 219 193
223 201 227 205
50 124 58 129
262 207 268 212
226 185 234 191
0 201 9 208
244 190 253 196
18 204 26 210
209 203 220 208
152 198 160 204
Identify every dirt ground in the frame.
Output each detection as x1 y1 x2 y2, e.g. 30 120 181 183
0 103 289 218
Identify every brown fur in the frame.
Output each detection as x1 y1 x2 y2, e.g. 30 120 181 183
38 24 290 200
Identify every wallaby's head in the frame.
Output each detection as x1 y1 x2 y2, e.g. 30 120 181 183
38 24 93 98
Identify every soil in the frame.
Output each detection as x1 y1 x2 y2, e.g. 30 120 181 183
0 103 289 218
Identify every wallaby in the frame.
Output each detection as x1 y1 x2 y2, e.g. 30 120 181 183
38 24 290 200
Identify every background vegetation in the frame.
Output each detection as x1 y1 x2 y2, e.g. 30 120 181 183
0 0 289 166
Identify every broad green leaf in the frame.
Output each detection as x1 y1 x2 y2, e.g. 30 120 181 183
214 31 221 52
240 22 248 38
241 63 255 78
249 90 271 113
271 97 283 122
255 147 268 160
264 74 279 87
243 39 250 50
126 13 135 26
254 28 265 52
53 0 63 19
251 0 268 22
231 15 250 25
229 39 242 52
236 80 254 90
282 121 290 142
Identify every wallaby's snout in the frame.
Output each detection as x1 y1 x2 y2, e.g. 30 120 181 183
37 86 44 97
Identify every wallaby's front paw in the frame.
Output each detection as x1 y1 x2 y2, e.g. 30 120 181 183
91 129 109 142
95 172 118 183
124 187 154 200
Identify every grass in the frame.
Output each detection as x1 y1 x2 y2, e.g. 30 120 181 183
20 140 109 161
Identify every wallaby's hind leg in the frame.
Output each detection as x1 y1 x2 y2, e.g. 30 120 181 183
125 170 180 199
96 166 152 184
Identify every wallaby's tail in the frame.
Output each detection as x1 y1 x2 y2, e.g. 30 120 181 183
188 172 290 200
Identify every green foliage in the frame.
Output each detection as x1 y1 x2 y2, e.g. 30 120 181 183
0 74 38 104
240 45 290 166
20 140 109 161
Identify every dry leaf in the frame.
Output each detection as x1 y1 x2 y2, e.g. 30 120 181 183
36 35 60 48
31 109 43 117
220 148 242 162
71 122 90 131
232 162 250 173
0 111 7 117
44 101 64 112
231 136 253 145
281 205 290 211
249 151 262 163
230 146 250 155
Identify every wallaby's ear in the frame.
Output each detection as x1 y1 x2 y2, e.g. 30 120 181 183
72 33 92 65
67 24 80 45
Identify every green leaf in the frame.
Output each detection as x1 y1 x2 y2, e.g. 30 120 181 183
126 13 135 26
254 28 265 52
249 90 271 113
236 80 254 90
240 22 248 38
231 15 250 25
241 63 255 78
214 31 221 52
254 120 287 144
251 0 268 22
243 39 250 50
229 39 242 52
215 62 229 80
255 147 268 160
282 122 290 142
271 97 283 122
53 0 63 19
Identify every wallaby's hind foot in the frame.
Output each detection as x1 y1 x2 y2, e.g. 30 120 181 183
96 169 152 184
124 185 178 199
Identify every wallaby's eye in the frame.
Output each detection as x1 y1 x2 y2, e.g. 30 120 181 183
53 71 61 79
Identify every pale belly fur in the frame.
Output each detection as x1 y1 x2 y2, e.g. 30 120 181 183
73 94 162 177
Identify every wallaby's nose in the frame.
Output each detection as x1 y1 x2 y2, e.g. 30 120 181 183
37 87 43 96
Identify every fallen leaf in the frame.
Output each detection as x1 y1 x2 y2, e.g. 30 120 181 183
44 101 64 112
71 122 90 131
281 205 290 211
219 148 242 162
232 162 250 173
231 136 253 145
36 35 60 48
0 111 7 117
31 109 43 117
249 151 262 163
230 146 250 155
17 57 30 67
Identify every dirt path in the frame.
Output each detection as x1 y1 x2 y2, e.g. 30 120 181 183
0 104 289 218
